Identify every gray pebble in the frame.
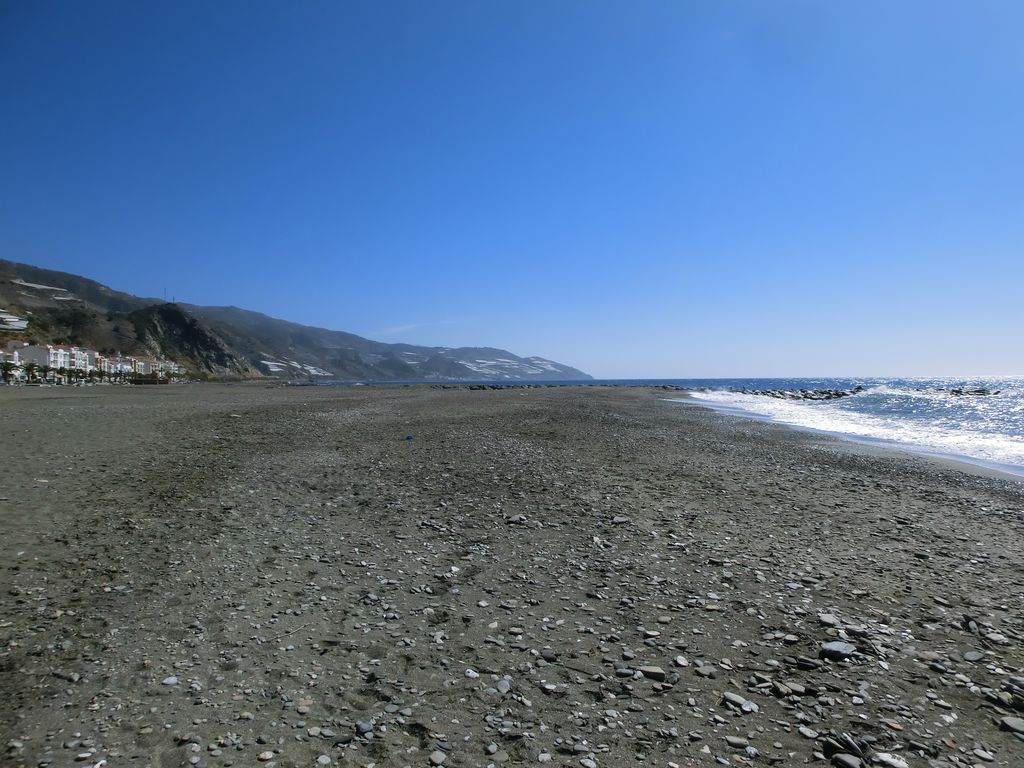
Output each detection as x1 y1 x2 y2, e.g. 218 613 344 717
1001 716 1024 734
639 665 665 681
820 641 857 660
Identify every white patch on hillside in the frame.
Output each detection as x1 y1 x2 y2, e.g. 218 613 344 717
525 357 562 372
455 357 557 378
0 308 29 331
12 279 68 291
258 356 332 377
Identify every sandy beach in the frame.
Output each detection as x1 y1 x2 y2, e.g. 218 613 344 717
2 384 1022 768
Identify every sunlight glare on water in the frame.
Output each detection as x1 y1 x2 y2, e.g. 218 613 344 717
678 377 1024 474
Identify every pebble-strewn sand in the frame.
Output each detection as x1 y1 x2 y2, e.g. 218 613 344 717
2 384 1023 768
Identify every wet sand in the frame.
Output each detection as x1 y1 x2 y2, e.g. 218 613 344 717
2 384 1023 768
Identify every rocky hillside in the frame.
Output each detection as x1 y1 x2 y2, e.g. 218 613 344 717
0 259 591 381
128 304 255 378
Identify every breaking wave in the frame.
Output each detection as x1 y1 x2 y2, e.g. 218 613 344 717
678 378 1024 475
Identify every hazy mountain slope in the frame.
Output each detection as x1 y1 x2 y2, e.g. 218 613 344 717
0 259 592 381
188 304 592 381
0 259 154 314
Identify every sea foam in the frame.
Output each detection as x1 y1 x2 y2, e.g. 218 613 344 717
678 377 1024 475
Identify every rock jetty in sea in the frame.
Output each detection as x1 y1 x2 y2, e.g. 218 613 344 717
741 385 865 401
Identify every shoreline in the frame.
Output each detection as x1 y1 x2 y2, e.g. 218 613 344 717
668 393 1024 483
2 385 1023 767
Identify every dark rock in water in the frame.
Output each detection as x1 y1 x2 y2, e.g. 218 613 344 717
820 641 858 661
943 387 999 396
741 386 865 401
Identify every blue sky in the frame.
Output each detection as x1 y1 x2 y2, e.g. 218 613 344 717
2 1 1022 377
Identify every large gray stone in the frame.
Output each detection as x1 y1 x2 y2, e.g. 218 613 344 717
1001 716 1024 734
820 641 857 661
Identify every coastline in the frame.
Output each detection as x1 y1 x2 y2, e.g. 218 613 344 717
2 385 1023 767
669 393 1024 483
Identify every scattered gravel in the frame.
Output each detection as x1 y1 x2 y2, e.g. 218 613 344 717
2 384 1023 767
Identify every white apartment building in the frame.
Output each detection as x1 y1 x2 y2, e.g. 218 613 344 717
3 341 184 381
58 346 90 371
159 359 185 375
87 350 106 373
106 356 136 376
16 344 71 371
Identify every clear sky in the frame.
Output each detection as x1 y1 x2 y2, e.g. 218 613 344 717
2 2 1022 378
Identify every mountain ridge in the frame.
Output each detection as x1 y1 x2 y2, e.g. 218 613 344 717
0 259 591 381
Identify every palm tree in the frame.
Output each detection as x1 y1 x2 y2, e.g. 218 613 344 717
1 361 18 384
38 364 51 383
57 366 68 385
23 362 38 382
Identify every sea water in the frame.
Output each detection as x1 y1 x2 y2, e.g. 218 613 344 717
665 377 1024 477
